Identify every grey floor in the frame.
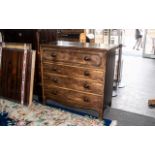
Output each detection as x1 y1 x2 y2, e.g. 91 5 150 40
104 107 155 126
111 52 155 122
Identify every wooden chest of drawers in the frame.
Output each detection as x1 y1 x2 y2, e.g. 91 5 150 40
41 41 119 119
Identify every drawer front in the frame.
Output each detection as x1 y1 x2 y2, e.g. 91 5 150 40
43 73 104 95
44 86 103 111
42 48 105 67
43 63 105 83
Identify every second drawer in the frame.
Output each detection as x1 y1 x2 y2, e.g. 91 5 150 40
42 63 105 83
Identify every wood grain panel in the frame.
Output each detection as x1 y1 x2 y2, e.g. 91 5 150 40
44 86 103 112
0 48 23 101
43 62 105 83
42 48 105 67
0 43 36 105
43 73 104 95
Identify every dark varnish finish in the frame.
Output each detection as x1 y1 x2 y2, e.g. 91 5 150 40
0 29 58 101
0 43 36 105
41 41 120 119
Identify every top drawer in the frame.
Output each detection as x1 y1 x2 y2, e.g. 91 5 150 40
41 48 106 68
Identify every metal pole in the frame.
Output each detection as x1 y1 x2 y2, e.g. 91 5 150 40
143 29 147 57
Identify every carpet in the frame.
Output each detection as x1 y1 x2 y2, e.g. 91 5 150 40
0 99 117 126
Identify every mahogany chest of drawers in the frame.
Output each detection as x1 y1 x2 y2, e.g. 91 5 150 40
41 41 119 119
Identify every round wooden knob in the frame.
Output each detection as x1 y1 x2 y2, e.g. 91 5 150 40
52 90 58 95
52 67 61 73
84 56 91 61
52 66 57 71
52 78 58 83
83 82 90 89
84 70 90 76
51 52 57 57
83 96 90 103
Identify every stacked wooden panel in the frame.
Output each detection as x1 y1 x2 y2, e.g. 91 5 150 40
0 43 36 106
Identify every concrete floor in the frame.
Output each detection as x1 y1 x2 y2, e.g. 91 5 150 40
104 107 155 126
112 54 155 118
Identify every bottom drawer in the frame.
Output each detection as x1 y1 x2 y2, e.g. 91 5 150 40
44 86 103 112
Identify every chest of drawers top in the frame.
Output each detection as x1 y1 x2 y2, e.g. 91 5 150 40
41 41 119 52
40 41 119 68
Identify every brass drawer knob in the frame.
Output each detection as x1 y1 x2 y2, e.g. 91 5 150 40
84 70 90 76
51 52 57 57
84 56 91 61
83 82 90 89
83 96 90 103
